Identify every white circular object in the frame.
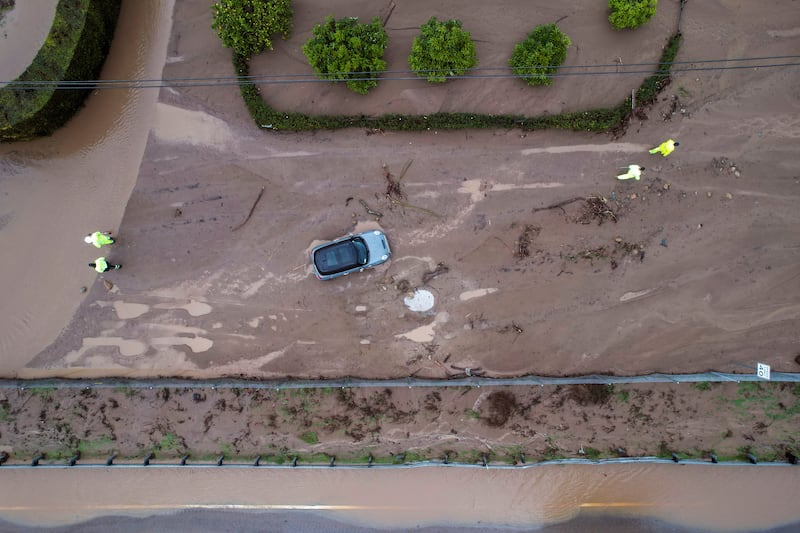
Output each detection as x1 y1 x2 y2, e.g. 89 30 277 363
404 289 435 312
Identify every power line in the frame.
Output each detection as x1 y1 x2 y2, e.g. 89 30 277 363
2 55 798 90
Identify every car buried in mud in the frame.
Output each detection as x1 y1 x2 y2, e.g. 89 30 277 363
310 230 391 280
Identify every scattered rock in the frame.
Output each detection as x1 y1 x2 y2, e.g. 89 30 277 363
103 280 113 290
80 286 87 293
724 193 733 200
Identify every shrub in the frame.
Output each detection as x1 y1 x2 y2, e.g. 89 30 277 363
0 0 121 142
302 16 388 95
509 24 571 86
408 17 477 83
608 0 658 30
211 0 293 56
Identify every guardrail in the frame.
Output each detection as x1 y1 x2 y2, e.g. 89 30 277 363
1 371 798 391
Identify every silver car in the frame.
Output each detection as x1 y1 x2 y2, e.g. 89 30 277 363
310 230 391 280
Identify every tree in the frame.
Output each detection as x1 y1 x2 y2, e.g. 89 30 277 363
211 0 293 56
608 0 658 30
302 16 388 95
408 17 477 83
509 24 571 86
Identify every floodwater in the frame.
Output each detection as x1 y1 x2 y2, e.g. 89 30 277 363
0 0 58 85
1 2 799 532
0 0 174 375
0 464 798 531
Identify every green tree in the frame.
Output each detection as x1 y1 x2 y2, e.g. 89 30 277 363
608 0 658 30
509 24 571 86
302 16 388 95
408 17 477 83
211 0 293 56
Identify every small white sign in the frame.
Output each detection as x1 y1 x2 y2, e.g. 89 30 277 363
756 363 771 380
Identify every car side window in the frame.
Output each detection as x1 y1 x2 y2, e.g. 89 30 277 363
352 238 369 265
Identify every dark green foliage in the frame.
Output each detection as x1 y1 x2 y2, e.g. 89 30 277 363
509 24 571 86
302 16 388 95
234 32 680 133
211 0 293 56
0 0 121 142
608 0 658 30
408 17 477 83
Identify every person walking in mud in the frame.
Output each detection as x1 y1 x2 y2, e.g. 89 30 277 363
649 139 679 157
88 257 121 273
84 231 115 248
617 164 645 181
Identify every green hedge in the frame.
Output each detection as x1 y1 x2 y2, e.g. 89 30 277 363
235 32 681 133
0 0 121 142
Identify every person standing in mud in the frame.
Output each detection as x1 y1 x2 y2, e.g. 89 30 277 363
88 257 121 273
84 231 115 248
617 164 645 181
649 139 679 157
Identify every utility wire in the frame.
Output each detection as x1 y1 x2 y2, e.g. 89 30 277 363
2 55 798 90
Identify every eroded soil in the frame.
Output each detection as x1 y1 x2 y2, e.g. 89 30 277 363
1 382 798 465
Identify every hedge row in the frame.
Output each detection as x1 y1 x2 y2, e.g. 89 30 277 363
235 32 682 133
0 0 121 142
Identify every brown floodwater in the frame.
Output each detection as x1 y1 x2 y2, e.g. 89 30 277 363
0 464 798 531
0 0 58 85
1 3 799 532
0 0 174 375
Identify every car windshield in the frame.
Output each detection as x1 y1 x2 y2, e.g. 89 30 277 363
314 237 369 275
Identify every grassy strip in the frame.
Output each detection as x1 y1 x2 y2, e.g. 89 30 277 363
0 0 121 141
235 33 682 133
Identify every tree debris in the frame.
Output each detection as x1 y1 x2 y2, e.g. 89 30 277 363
515 225 541 258
231 187 265 231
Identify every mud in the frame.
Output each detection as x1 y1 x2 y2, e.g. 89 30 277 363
1 382 798 466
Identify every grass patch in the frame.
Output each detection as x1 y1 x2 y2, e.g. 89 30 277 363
158 432 182 453
464 409 481 419
219 442 234 457
693 381 712 391
299 431 319 445
730 382 800 421
617 390 630 402
0 404 11 422
77 436 114 456
583 447 602 460
28 386 57 398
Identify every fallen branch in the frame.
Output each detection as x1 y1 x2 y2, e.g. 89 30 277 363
232 187 265 231
359 198 383 218
531 196 583 213
380 0 396 26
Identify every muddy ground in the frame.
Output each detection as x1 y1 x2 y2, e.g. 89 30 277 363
22 0 800 380
1 0 799 476
1 381 798 465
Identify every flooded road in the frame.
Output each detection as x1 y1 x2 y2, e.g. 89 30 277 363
0 0 173 374
0 464 798 531
0 0 58 85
